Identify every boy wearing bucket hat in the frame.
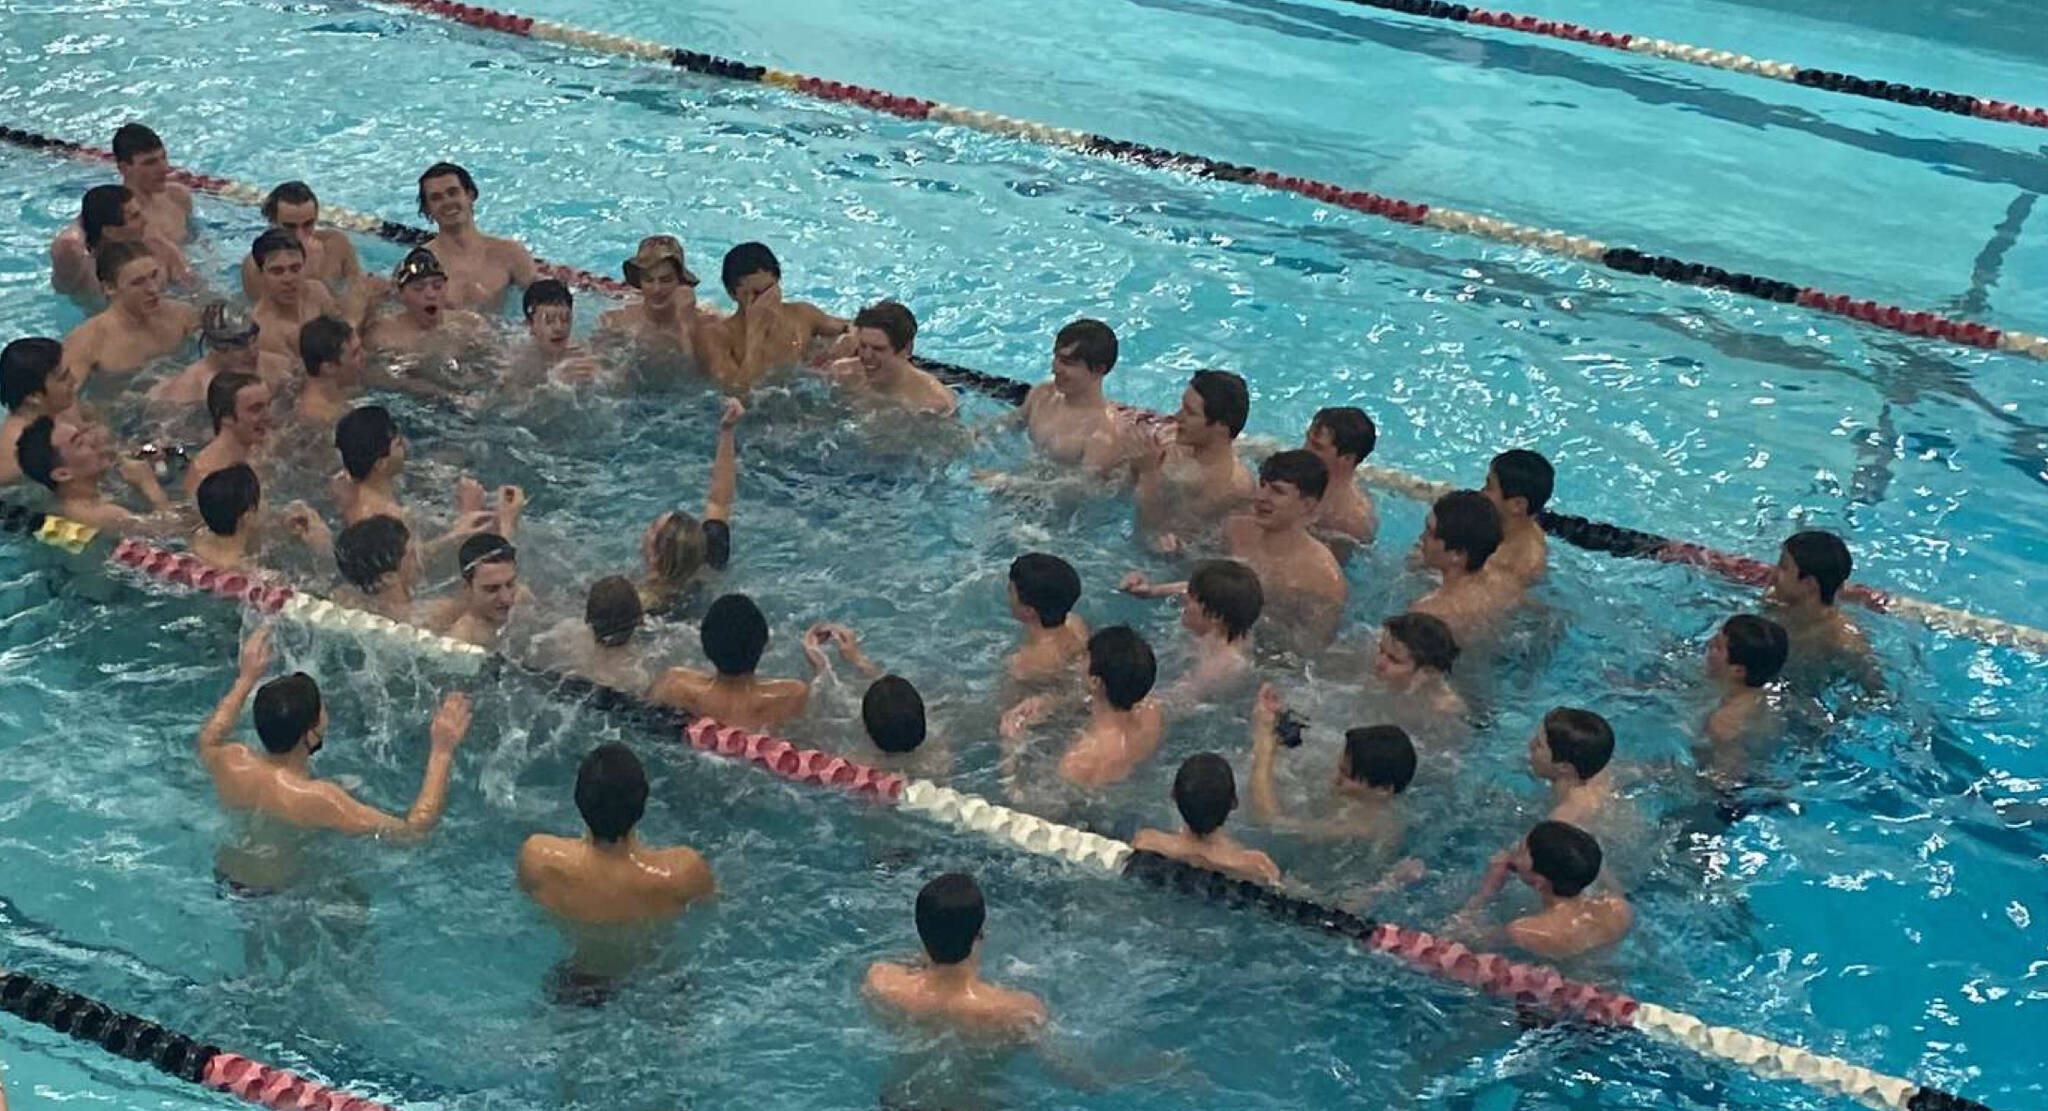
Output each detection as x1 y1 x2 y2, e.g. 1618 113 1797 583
599 235 721 344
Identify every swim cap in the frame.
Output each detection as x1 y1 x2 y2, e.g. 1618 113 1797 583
392 247 446 288
200 301 260 349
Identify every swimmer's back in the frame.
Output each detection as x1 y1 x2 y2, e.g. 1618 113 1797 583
516 833 714 926
864 963 1047 1037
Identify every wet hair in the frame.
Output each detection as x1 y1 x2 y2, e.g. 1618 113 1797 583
861 676 927 754
701 593 770 676
1053 318 1117 374
458 532 516 583
573 743 649 842
914 872 986 965
415 161 479 218
1311 406 1376 463
260 180 317 222
1087 625 1156 711
111 123 165 164
522 279 573 322
1008 553 1081 629
585 575 644 648
207 371 261 432
720 241 781 294
1257 449 1329 502
1172 753 1238 836
1526 820 1602 897
298 315 354 378
853 301 917 353
1 337 65 410
334 405 398 481
1383 612 1459 674
1430 490 1503 572
253 673 322 755
80 184 132 251
1783 530 1853 606
333 515 410 593
1722 614 1790 687
1341 725 1417 793
1187 559 1262 641
1540 708 1614 780
196 463 260 536
94 240 152 287
251 227 305 268
1188 369 1250 438
1489 449 1555 515
15 416 62 490
647 510 708 598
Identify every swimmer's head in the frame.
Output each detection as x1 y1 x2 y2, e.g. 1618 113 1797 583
914 872 985 966
1253 450 1328 530
80 185 141 251
1171 752 1239 836
1422 490 1502 574
862 675 927 754
335 405 404 482
1338 725 1416 796
393 248 448 321
299 315 362 383
95 240 164 315
252 228 308 302
253 672 325 756
585 575 644 648
196 463 261 539
1007 552 1082 629
1177 369 1249 449
1306 406 1375 472
623 235 698 306
17 416 112 491
1775 530 1852 608
1086 625 1156 711
1532 708 1613 784
207 370 272 447
333 515 415 595
111 123 169 192
1517 820 1602 898
1184 559 1262 642
1376 612 1459 683
720 242 781 302
416 161 479 225
1 338 75 415
1484 449 1554 521
458 532 519 625
1051 318 1117 392
853 301 917 372
702 593 770 676
575 743 649 843
200 301 261 357
643 509 708 595
1708 614 1789 688
261 181 320 244
522 279 574 348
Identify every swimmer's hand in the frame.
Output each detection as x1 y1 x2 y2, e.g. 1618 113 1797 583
1150 533 1182 556
1000 695 1055 742
1252 682 1283 726
115 456 159 490
238 626 273 680
455 476 486 514
801 623 835 674
430 692 473 754
1119 572 1155 597
281 501 331 548
450 509 498 538
720 397 746 430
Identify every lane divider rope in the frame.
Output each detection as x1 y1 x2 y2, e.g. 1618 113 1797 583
0 502 2010 1111
350 0 2048 363
1291 0 2048 133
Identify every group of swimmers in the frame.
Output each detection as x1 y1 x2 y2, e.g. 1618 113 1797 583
1 121 1884 1035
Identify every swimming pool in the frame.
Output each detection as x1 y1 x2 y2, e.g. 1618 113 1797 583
0 0 2045 1106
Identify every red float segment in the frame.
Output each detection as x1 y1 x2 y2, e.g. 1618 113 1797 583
109 538 295 611
1652 542 1776 587
204 1054 394 1111
1365 923 1638 1025
682 719 904 799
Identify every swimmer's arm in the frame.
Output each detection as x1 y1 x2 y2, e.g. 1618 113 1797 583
506 241 540 290
317 692 470 841
1452 851 1515 925
702 399 743 524
330 231 365 286
50 236 89 294
692 317 754 388
196 628 272 769
1247 688 1285 825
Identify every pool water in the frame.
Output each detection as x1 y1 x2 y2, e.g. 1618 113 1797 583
1 0 2045 1107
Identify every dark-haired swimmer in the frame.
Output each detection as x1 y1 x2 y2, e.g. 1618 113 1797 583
365 248 488 356
111 123 192 243
1003 552 1089 685
1215 450 1346 651
805 623 952 780
693 242 847 392
1248 683 1419 856
1019 318 1138 475
150 303 291 407
519 280 603 384
517 743 715 998
429 532 522 649
185 370 273 496
1767 529 1878 685
61 241 198 379
51 183 192 302
1129 370 1253 551
199 627 473 890
417 161 537 311
331 404 516 542
647 593 822 731
1 338 82 486
1133 753 1281 884
1480 449 1553 586
239 181 371 311
1117 558 1262 707
637 398 744 617
1303 406 1379 555
533 576 654 695
865 872 1047 1036
15 414 175 534
294 316 367 426
1003 626 1163 788
1702 614 1789 764
1529 708 1617 828
1411 489 1521 645
1372 612 1467 721
820 301 957 416
189 463 327 574
1452 820 1633 960
249 229 339 366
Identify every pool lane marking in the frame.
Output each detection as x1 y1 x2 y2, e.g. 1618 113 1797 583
352 0 2048 365
6 123 2048 657
3 509 2004 1111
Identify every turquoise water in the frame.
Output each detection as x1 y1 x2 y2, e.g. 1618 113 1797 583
1 0 2046 1107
